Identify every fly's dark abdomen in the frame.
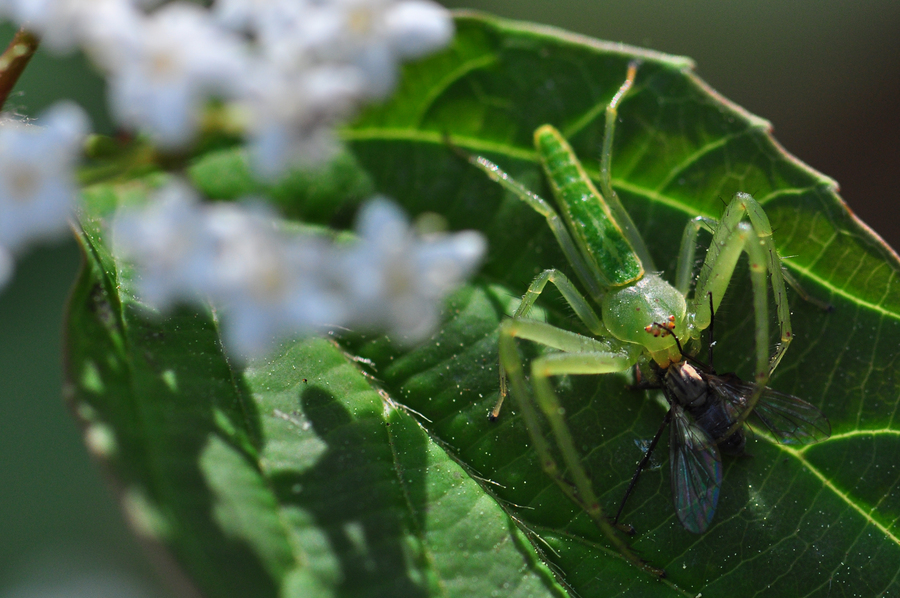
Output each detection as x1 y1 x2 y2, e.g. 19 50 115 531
691 403 746 455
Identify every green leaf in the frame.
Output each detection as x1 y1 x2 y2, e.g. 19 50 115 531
65 11 900 598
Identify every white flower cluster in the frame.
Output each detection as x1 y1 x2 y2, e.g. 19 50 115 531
0 102 88 287
113 181 486 358
0 0 471 356
0 0 454 176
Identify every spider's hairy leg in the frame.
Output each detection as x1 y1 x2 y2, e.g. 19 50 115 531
458 150 603 299
688 193 775 432
597 61 656 271
674 214 718 295
498 320 665 575
781 266 834 313
491 269 608 420
691 192 790 376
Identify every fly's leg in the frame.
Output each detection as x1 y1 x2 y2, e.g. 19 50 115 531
613 407 673 530
498 319 665 575
491 269 608 420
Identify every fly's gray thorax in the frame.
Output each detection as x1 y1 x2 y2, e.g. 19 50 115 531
665 362 710 409
665 362 746 455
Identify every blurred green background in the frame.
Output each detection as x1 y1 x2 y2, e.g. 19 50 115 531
2 2 898 596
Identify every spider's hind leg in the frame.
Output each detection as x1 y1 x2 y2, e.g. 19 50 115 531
497 319 667 574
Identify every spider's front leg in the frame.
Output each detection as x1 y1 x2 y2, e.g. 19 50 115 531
678 192 787 423
497 318 663 573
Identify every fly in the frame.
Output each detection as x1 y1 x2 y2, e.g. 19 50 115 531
614 294 831 534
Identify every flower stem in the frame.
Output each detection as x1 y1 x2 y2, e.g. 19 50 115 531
0 29 40 111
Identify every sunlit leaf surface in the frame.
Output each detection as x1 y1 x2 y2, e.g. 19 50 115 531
66 12 900 597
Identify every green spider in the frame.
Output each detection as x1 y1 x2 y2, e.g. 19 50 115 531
457 63 820 574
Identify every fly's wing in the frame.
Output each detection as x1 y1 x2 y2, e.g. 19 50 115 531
710 373 831 444
670 403 722 534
